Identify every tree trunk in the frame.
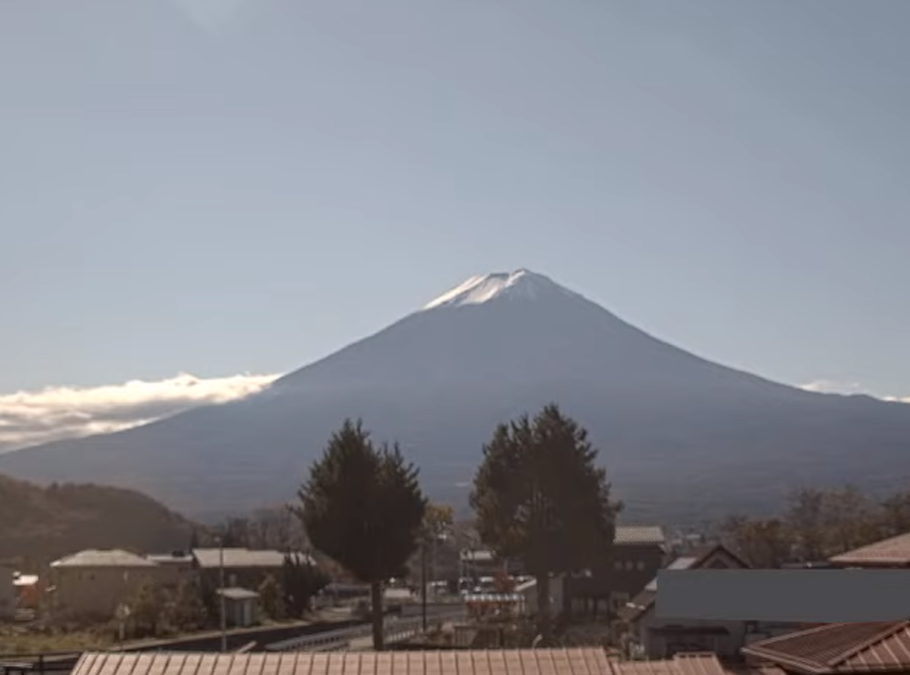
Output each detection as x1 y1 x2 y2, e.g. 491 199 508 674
536 573 551 645
370 580 385 651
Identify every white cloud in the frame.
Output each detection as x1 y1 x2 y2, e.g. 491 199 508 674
800 380 866 395
0 372 279 453
800 380 910 403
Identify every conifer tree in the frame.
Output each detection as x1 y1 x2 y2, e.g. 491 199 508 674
296 419 426 650
471 403 621 644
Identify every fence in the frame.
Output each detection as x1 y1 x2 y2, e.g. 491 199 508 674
265 606 467 652
0 653 82 675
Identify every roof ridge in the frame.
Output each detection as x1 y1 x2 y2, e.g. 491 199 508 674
837 531 910 550
825 620 910 667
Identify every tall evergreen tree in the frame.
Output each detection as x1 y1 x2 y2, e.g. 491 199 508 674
296 418 426 650
281 553 329 618
471 403 621 644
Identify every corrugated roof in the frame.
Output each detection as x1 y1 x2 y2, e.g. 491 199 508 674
724 665 787 675
71 649 614 675
742 620 910 674
667 556 699 570
192 548 314 569
616 589 656 623
146 554 194 564
68 651 750 675
669 653 727 675
615 525 666 545
51 549 157 568
216 587 260 601
829 532 910 567
615 653 725 675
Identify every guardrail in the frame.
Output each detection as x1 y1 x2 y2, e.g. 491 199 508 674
265 606 467 652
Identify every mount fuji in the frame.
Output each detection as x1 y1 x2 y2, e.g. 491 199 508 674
2 269 908 524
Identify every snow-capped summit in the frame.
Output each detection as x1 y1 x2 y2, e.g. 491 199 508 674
4 268 910 527
422 268 578 310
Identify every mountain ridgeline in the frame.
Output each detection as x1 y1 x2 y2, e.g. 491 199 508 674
1 270 908 524
0 473 196 563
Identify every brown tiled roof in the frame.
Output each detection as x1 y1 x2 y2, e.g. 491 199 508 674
723 665 787 675
742 620 910 674
72 649 614 675
615 653 726 675
828 532 910 567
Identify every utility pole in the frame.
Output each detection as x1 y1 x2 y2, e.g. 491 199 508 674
219 539 227 652
420 539 428 632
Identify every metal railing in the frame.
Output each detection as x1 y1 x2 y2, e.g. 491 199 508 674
0 653 83 675
265 606 467 652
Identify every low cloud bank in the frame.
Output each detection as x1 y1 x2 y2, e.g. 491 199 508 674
1 373 906 454
800 379 909 403
0 372 279 452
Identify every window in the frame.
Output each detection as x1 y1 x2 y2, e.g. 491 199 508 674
625 560 634 571
636 561 645 571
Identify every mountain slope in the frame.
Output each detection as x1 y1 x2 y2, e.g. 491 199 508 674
0 473 197 563
1 270 908 524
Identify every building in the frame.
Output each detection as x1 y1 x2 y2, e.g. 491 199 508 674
515 575 564 618
828 531 910 568
69 648 741 675
13 572 41 611
563 524 668 617
617 543 751 659
48 549 167 617
216 587 260 628
742 619 910 674
145 551 195 587
0 565 14 620
459 548 521 581
192 548 315 589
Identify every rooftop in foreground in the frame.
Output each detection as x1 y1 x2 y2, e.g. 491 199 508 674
71 650 777 675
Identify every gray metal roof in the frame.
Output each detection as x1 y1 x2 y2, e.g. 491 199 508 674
217 587 260 601
615 525 665 545
146 554 194 564
192 548 315 569
667 556 699 570
460 549 496 562
51 549 158 568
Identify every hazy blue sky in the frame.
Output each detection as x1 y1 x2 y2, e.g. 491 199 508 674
3 0 909 400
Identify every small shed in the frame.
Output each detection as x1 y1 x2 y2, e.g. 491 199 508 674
217 587 260 628
13 572 41 610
